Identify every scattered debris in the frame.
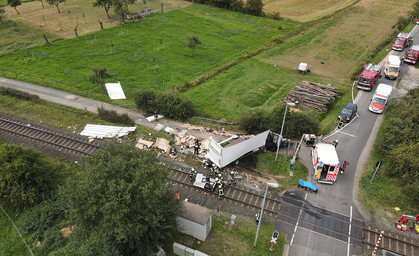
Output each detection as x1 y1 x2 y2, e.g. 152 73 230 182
80 124 136 139
135 138 154 150
60 226 74 237
146 114 164 122
105 82 126 100
154 138 171 154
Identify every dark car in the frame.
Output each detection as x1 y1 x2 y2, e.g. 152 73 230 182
338 103 357 122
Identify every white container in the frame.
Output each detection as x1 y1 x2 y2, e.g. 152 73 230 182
299 62 308 72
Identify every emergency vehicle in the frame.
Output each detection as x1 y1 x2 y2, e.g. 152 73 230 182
368 83 392 114
403 45 419 64
384 55 401 80
312 143 340 184
392 32 413 51
357 63 382 90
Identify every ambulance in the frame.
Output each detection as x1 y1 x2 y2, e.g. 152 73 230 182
312 143 340 184
368 83 392 114
384 55 401 80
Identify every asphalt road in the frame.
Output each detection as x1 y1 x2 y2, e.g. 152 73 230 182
277 25 419 256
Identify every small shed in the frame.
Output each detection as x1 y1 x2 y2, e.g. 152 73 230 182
176 202 212 241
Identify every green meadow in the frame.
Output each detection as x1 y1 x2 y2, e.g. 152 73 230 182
0 4 296 109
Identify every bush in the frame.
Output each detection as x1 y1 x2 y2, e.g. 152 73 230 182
0 144 59 210
0 87 40 102
97 106 135 126
134 89 196 120
19 194 67 241
236 109 270 134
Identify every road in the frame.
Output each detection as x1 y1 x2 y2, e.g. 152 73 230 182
276 25 419 256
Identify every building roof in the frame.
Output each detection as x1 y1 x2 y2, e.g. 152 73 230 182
180 201 212 226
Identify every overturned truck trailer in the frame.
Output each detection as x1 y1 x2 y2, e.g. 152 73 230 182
207 130 271 168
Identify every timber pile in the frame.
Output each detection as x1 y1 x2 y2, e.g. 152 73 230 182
284 81 338 112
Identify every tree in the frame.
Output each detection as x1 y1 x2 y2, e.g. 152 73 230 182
93 0 113 18
230 0 244 12
46 0 66 13
0 8 5 23
245 0 263 16
61 142 181 255
0 143 58 210
185 35 202 57
113 0 135 23
39 0 45 9
89 67 112 91
7 0 21 14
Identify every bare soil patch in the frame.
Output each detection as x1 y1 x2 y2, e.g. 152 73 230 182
263 0 357 22
3 0 192 39
262 0 417 81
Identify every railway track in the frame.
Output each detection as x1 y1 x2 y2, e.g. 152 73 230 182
0 114 101 158
169 168 281 216
363 227 419 256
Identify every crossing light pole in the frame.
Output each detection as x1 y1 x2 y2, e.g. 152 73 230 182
254 182 279 248
275 102 295 161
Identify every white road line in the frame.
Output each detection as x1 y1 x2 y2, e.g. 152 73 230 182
347 206 352 256
352 80 356 103
290 193 307 245
336 131 356 137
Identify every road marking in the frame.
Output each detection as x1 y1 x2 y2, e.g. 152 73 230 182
347 206 352 256
336 130 356 137
290 193 307 246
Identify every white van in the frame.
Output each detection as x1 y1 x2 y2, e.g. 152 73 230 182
384 55 401 80
368 84 392 114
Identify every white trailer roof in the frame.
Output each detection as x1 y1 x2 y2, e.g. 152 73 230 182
316 143 339 165
105 82 126 100
80 124 136 139
207 130 270 168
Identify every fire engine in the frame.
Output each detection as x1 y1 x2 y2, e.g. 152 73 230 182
403 45 419 64
392 32 413 51
357 63 382 90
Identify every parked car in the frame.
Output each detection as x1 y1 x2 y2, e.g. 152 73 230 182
338 103 357 122
298 179 318 193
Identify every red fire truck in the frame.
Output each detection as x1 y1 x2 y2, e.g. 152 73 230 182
357 63 382 90
403 45 419 64
392 32 413 51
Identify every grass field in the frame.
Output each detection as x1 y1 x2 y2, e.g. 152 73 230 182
261 0 417 81
182 58 348 122
0 4 295 110
177 213 284 256
263 0 358 22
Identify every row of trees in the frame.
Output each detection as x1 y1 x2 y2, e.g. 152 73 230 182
187 0 265 17
7 0 66 14
237 104 320 139
0 142 181 255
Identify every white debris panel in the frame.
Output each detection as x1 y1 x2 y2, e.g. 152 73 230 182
80 124 136 139
207 130 270 168
105 82 126 100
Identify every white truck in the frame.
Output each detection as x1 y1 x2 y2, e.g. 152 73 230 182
368 83 392 114
206 130 270 168
312 143 340 184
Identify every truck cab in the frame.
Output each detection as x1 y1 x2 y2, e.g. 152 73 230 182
368 83 392 114
357 63 382 90
403 45 419 64
384 55 401 80
392 32 413 51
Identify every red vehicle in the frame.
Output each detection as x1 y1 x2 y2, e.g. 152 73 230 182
392 32 413 51
357 63 382 90
403 45 419 64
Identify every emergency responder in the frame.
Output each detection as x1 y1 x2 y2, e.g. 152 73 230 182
255 210 260 225
340 161 348 174
190 168 196 182
175 193 180 202
218 184 224 198
332 140 338 148
230 172 236 186
194 139 200 155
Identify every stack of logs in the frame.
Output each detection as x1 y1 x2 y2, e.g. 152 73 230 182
284 81 338 112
